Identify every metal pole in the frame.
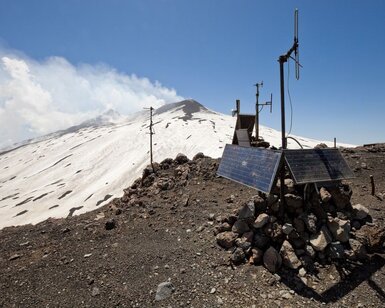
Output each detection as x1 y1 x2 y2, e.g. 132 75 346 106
334 137 336 148
279 56 286 216
236 99 240 115
255 84 260 141
150 107 154 170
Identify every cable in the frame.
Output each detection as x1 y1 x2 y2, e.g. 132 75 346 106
286 59 294 137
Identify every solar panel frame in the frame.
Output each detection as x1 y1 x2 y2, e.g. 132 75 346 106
284 148 354 185
217 144 282 193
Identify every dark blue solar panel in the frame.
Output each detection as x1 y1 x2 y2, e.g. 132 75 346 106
217 144 282 193
284 148 354 184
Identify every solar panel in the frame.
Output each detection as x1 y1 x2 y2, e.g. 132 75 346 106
284 148 354 184
236 129 251 147
217 144 282 193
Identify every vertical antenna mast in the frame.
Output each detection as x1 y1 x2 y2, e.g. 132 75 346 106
254 82 272 142
278 9 301 215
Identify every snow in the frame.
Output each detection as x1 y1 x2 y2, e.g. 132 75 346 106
0 100 355 229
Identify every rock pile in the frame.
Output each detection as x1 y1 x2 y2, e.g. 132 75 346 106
215 179 385 273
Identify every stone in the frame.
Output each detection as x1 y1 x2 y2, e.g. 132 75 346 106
330 184 352 209
354 225 385 252
253 233 270 249
282 223 294 235
249 248 263 265
155 281 175 301
293 217 305 233
264 222 284 242
175 153 189 164
252 195 267 212
242 231 254 243
280 240 301 269
284 178 295 193
352 204 370 220
105 218 116 230
91 287 100 297
327 242 345 259
348 238 367 260
327 217 351 242
216 232 238 249
215 222 232 234
299 267 306 277
320 187 332 203
235 237 252 250
301 213 317 233
310 226 332 251
231 247 246 264
263 246 282 273
285 194 303 209
253 213 269 228
232 220 250 235
266 194 279 206
193 152 205 160
305 245 316 258
238 202 255 222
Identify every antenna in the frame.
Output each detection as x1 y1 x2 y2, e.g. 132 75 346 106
144 106 155 171
277 9 302 215
294 9 300 80
254 82 273 141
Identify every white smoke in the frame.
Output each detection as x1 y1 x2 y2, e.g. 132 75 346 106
0 48 183 149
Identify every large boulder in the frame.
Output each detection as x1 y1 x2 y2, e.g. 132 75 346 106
285 194 303 210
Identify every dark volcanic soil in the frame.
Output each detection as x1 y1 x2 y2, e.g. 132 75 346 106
0 146 385 307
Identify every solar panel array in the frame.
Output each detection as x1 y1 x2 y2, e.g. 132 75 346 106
284 148 354 184
217 144 282 193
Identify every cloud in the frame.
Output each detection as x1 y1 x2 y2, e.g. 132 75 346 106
0 48 183 148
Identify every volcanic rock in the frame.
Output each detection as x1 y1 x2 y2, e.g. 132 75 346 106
232 220 250 235
253 213 269 229
280 240 301 269
263 246 282 273
327 217 351 242
216 232 238 249
285 194 303 209
231 247 246 264
310 226 332 251
175 153 189 164
352 204 370 220
320 187 332 203
249 248 264 265
155 281 175 301
238 202 255 222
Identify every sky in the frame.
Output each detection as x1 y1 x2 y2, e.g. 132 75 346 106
0 0 384 147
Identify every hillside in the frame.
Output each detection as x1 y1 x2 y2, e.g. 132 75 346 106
0 146 384 307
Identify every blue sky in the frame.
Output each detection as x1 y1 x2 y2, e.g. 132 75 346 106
0 0 384 145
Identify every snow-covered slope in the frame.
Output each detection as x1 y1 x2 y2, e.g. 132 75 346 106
0 100 355 229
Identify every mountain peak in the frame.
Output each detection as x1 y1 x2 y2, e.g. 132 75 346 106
154 99 211 120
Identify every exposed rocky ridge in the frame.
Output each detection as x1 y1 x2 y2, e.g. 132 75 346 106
0 147 385 307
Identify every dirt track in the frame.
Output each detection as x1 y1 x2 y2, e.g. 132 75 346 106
0 146 384 307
